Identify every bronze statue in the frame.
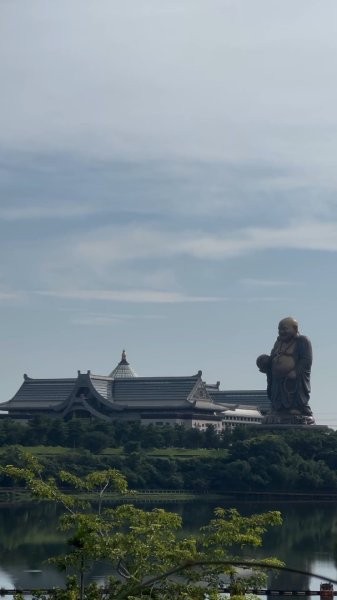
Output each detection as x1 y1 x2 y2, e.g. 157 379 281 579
257 317 315 425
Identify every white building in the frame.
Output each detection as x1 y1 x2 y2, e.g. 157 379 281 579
221 405 263 429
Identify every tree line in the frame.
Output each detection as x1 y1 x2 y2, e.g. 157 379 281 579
0 415 225 452
1 417 337 493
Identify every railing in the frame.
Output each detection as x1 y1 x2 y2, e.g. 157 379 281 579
0 588 334 597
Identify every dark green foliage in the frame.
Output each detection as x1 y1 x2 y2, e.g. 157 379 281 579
123 440 141 454
204 425 221 449
0 418 230 450
82 431 110 453
1 418 337 494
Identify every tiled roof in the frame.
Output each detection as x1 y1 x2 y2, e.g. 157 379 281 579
1 371 270 418
209 389 271 413
193 399 224 411
112 376 200 406
90 375 113 401
0 377 76 410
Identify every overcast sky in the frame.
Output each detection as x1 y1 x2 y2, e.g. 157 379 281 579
1 0 337 425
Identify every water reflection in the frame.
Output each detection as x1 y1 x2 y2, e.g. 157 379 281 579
0 567 15 589
1 500 337 590
159 500 337 592
309 560 337 591
0 502 67 588
254 502 337 590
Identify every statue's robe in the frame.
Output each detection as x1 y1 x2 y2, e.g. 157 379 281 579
266 335 312 414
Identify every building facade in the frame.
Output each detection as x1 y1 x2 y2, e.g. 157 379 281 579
0 352 267 429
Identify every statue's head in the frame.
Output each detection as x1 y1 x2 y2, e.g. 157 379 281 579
278 317 298 342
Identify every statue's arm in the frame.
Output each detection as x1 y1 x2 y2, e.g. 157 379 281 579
256 351 273 401
296 336 313 373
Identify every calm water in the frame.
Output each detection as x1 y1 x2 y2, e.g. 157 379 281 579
0 500 336 591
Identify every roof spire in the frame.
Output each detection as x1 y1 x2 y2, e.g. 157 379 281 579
109 350 137 378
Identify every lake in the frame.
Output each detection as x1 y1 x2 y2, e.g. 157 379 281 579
0 499 336 593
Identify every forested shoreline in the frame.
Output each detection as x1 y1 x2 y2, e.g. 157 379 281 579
0 417 336 494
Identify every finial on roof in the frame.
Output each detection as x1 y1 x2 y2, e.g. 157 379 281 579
121 350 129 365
109 350 137 378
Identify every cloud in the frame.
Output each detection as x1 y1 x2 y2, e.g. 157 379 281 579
2 0 337 177
70 312 166 325
1 214 337 299
246 221 337 253
70 220 337 270
0 291 23 301
0 281 27 302
36 289 227 303
244 296 289 303
240 279 299 287
0 203 98 221
179 221 337 258
1 150 337 237
0 153 300 223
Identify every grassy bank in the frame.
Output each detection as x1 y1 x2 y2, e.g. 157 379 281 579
0 445 228 458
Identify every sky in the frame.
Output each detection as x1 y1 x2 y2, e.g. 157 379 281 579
1 0 337 426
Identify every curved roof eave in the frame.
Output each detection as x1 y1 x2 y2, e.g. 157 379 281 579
62 398 115 421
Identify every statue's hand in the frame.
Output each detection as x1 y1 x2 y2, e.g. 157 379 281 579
256 354 270 373
287 370 296 379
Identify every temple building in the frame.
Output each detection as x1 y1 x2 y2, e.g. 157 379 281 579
206 386 271 414
0 351 267 429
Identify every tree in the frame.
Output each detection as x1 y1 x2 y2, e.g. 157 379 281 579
184 427 204 449
1 419 25 445
123 440 141 454
141 425 165 449
48 418 68 446
66 418 87 448
82 431 109 453
204 425 220 449
1 450 283 600
24 415 50 445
